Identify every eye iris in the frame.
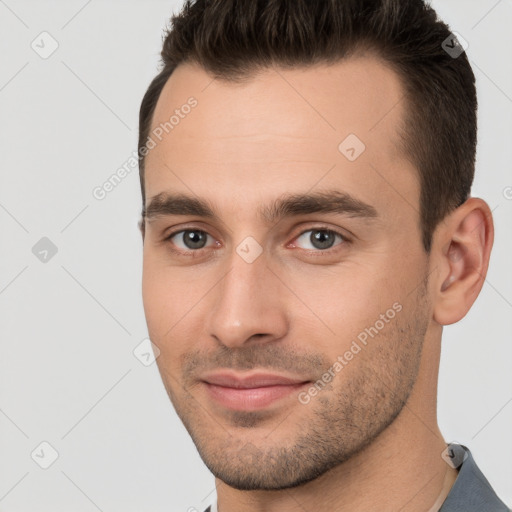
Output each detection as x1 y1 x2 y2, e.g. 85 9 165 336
311 230 335 249
183 230 206 249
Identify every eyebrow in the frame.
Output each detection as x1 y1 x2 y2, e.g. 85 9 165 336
143 190 378 224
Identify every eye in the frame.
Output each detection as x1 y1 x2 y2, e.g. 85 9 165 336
163 226 349 257
292 228 347 251
165 229 217 252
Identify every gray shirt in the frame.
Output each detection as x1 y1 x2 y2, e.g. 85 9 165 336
438 443 510 511
202 443 510 511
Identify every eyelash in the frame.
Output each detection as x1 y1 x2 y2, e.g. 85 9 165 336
163 226 350 257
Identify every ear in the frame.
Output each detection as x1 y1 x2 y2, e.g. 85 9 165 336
432 197 494 326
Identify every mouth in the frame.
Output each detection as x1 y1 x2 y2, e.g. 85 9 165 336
200 371 312 411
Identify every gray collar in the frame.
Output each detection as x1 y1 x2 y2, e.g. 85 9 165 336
439 443 509 511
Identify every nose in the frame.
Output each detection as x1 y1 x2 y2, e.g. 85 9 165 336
204 245 289 348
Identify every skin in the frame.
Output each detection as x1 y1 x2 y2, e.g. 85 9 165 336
140 56 493 511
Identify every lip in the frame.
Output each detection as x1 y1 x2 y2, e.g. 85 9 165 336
202 371 310 388
201 371 311 411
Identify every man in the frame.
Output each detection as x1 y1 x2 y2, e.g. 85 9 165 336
137 0 510 510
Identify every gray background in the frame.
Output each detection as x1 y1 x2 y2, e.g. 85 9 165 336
0 0 511 510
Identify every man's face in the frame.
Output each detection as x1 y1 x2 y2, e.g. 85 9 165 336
141 57 433 490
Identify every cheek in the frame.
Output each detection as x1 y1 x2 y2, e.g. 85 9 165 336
141 255 183 348
142 258 208 366
142 249 185 312
142 271 183 378
286 262 401 338
142 260 163 331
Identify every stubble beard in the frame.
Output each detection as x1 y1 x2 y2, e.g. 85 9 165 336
162 281 430 491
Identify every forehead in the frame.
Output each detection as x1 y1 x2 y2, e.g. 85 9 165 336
150 55 406 144
145 56 418 226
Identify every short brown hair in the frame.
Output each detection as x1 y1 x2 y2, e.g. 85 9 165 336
138 0 477 252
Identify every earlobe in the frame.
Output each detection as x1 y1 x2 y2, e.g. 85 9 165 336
432 198 494 326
